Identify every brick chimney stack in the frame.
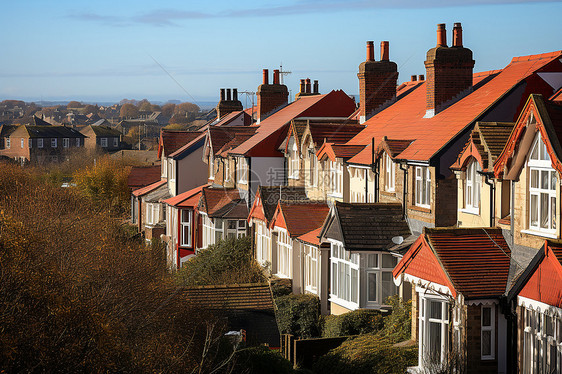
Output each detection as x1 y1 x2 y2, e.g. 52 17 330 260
295 77 321 100
424 22 474 117
257 68 289 123
357 40 398 123
216 87 243 120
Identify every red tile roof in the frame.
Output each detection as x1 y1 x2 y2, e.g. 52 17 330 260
347 52 562 165
296 227 323 246
316 142 366 162
128 165 161 190
208 126 257 157
163 184 208 208
132 179 166 197
394 228 512 299
158 130 202 158
247 186 308 225
199 187 248 219
168 132 207 159
518 241 562 308
229 90 356 157
270 201 329 238
377 137 415 159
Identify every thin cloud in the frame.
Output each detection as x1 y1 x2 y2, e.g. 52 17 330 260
69 0 562 27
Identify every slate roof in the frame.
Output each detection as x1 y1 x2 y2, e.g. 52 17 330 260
87 125 122 137
21 125 86 138
9 116 52 127
199 187 248 219
271 201 329 238
158 130 202 158
394 227 512 299
347 52 562 165
322 202 411 251
249 186 308 224
182 283 279 347
128 166 161 191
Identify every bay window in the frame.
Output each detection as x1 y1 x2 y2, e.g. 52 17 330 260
180 210 192 247
465 159 481 212
418 294 450 368
304 244 319 293
146 203 160 226
277 229 292 278
521 306 561 374
415 166 431 207
256 220 271 264
366 253 398 307
330 241 359 307
226 220 246 239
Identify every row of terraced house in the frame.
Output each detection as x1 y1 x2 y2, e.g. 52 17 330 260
130 23 562 373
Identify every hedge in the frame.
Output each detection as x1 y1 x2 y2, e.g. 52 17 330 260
321 309 385 338
275 294 321 339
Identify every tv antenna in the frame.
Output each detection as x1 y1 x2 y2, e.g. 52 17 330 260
279 64 291 85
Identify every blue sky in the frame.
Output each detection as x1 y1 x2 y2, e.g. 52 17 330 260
1 0 561 106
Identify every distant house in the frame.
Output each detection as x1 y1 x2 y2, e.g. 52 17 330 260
80 124 122 152
0 117 86 164
182 283 281 348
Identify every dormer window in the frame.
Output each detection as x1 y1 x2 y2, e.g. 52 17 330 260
528 132 557 233
385 153 395 192
465 159 481 212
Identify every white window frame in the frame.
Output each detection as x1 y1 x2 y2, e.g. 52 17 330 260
180 209 192 247
465 159 481 213
418 292 450 369
100 137 108 148
145 203 160 226
226 219 246 239
528 132 557 234
288 139 299 180
51 138 57 148
481 304 495 360
385 153 395 192
365 252 399 307
38 138 43 148
304 244 319 294
237 157 248 184
20 138 24 148
5 138 10 148
224 158 230 182
415 166 431 208
329 240 359 309
255 219 271 265
276 228 292 278
521 306 561 374
309 149 318 187
208 149 215 180
63 138 69 148
201 213 215 249
329 160 343 198
113 137 118 147
168 159 176 182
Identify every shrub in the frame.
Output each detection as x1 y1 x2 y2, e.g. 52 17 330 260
275 294 321 338
380 295 412 343
176 236 265 286
321 309 385 338
230 346 295 374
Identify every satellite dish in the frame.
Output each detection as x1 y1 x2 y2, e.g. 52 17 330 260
392 236 404 245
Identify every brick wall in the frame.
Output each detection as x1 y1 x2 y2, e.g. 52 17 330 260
358 61 398 121
257 84 288 122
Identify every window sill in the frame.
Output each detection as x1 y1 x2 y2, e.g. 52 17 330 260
288 176 299 180
305 287 318 295
328 193 343 199
329 296 359 311
238 180 248 184
521 229 558 239
459 208 480 216
409 205 431 213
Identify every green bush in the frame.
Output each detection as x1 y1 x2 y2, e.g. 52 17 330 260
380 295 412 343
322 309 385 338
312 334 417 374
176 236 265 286
231 346 295 374
275 294 321 338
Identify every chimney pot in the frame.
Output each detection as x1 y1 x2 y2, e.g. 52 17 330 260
411 75 417 82
220 88 225 101
418 74 425 81
300 79 306 93
366 41 375 61
437 23 447 47
233 88 238 101
273 69 280 85
226 88 232 101
262 69 269 85
380 41 389 61
453 22 463 47
313 80 319 94
305 78 311 94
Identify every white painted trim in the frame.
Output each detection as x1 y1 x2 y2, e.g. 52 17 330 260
466 299 498 306
518 295 562 317
460 208 480 216
329 295 359 311
521 229 558 239
400 273 453 296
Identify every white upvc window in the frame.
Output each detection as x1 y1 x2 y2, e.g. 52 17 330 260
418 293 450 369
113 137 118 147
522 307 561 374
208 152 215 180
224 158 230 182
304 244 319 294
309 149 318 187
168 159 176 182
51 138 57 148
5 138 10 148
329 160 343 197
256 220 271 264
465 159 481 212
481 304 495 360
238 157 248 184
75 138 80 147
289 140 299 179
365 253 399 307
528 132 557 234
180 210 192 247
63 138 69 148
145 203 160 226
227 219 246 239
277 228 292 278
100 137 108 147
20 138 24 148
385 153 395 192
201 213 214 249
330 241 359 309
415 166 431 208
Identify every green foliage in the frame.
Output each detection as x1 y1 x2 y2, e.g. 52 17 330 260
231 346 295 374
380 295 412 343
321 309 385 338
312 334 417 374
275 294 321 339
270 278 292 298
176 236 265 287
